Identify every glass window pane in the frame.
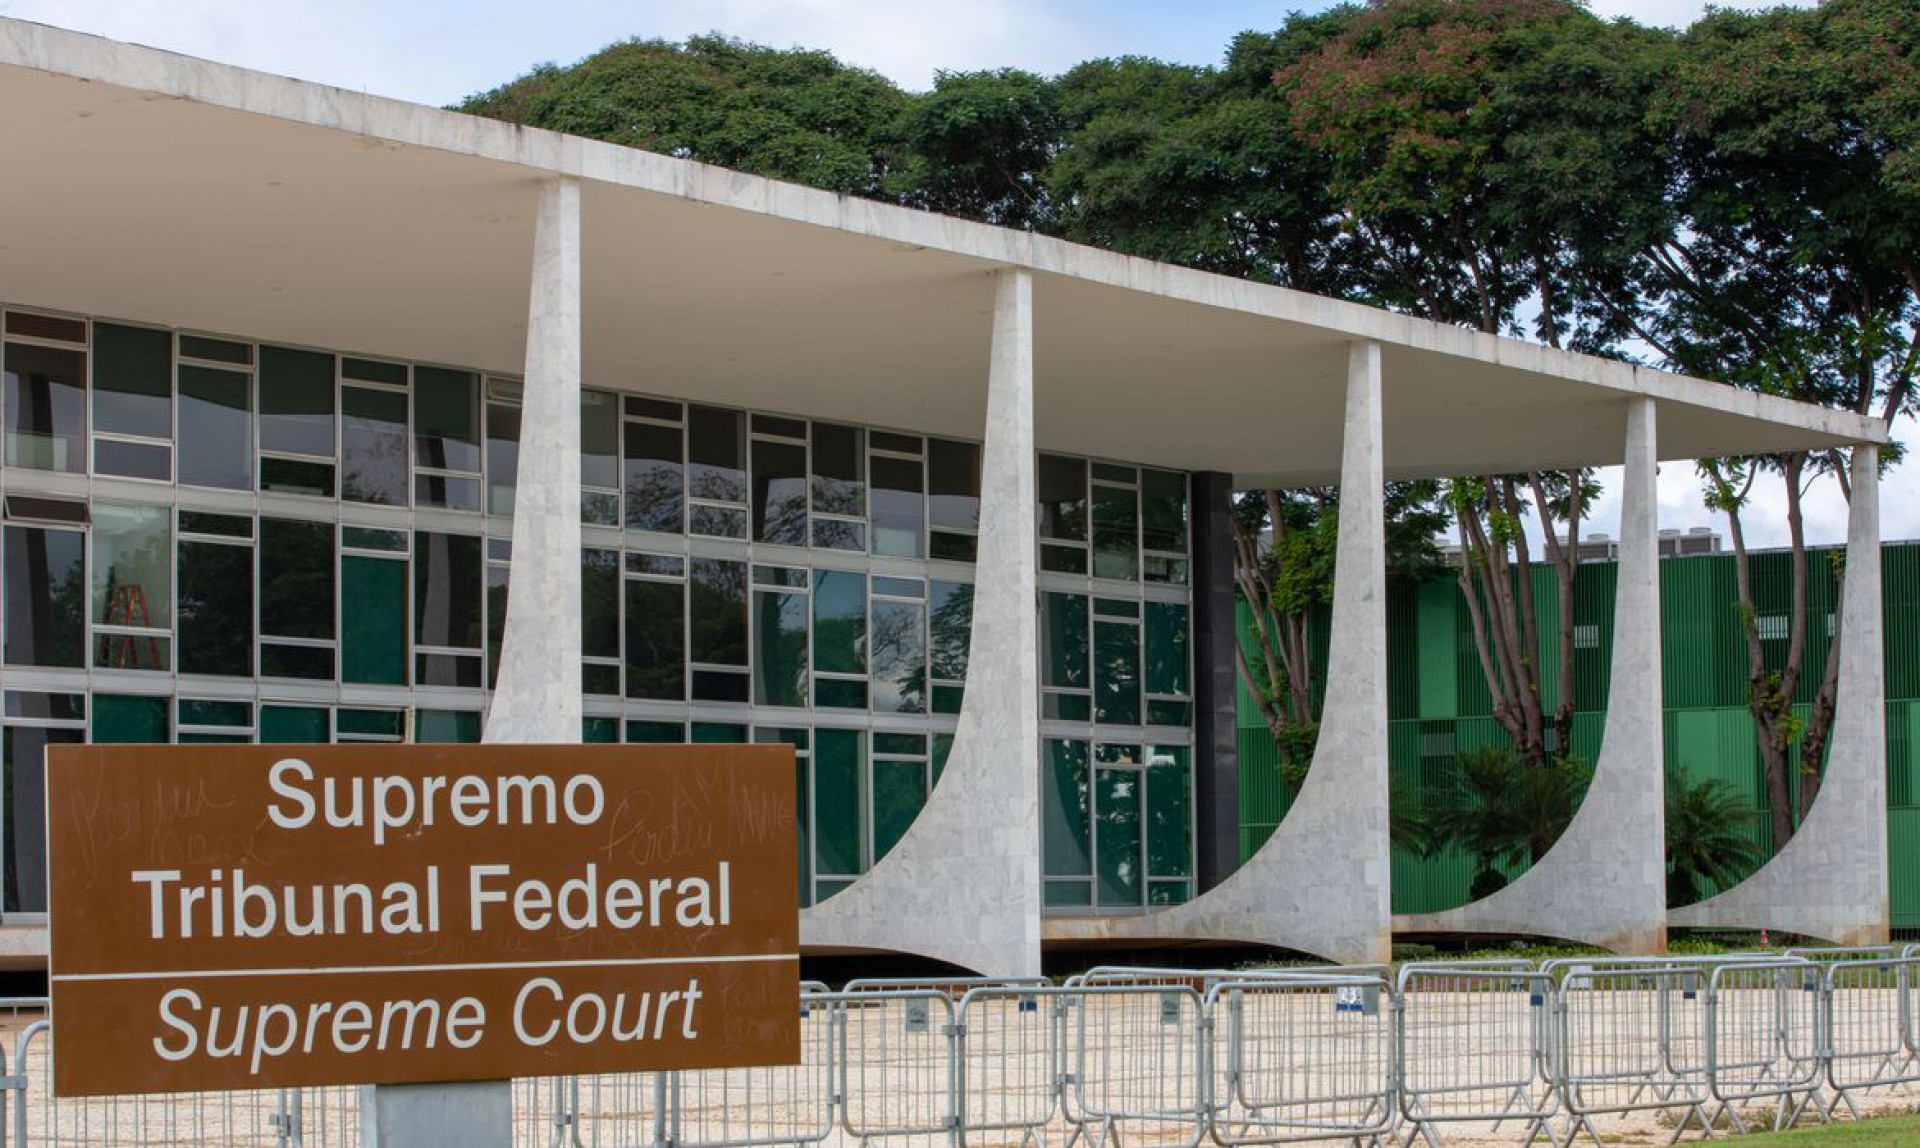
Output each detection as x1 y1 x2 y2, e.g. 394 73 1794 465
93 323 171 438
813 729 865 878
1147 747 1193 879
487 564 508 688
92 693 169 743
692 722 747 744
179 335 251 365
261 704 329 744
581 390 619 491
6 726 82 911
93 439 169 481
624 578 685 700
811 423 864 515
870 454 923 558
415 709 481 744
178 365 252 490
625 719 684 743
1044 739 1091 877
1043 592 1089 689
927 438 980 532
338 708 404 738
1093 484 1139 581
342 555 407 685
4 525 85 667
1141 469 1188 553
623 421 684 533
91 504 171 672
1094 619 1142 725
687 405 745 504
1096 768 1142 906
753 589 808 707
872 758 926 863
871 598 926 714
929 581 972 683
259 346 336 458
413 367 480 473
752 438 807 546
260 519 335 641
342 357 404 385
487 401 520 516
5 342 85 472
582 716 618 744
1039 455 1087 542
342 385 408 505
582 548 620 660
689 558 747 667
413 531 483 650
7 312 84 342
812 571 865 674
178 539 253 676
1145 602 1191 697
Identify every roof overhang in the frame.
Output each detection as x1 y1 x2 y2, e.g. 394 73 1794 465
0 19 1884 487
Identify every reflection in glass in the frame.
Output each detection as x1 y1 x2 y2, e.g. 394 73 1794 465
91 504 171 672
6 726 81 911
93 323 171 439
624 579 684 700
1141 469 1188 553
1095 767 1142 906
1094 618 1141 725
4 342 85 473
872 759 926 863
1038 454 1087 541
687 406 745 503
870 454 923 558
1044 739 1091 878
178 365 252 490
929 582 972 683
927 438 980 531
487 401 520 516
689 558 747 667
1092 484 1139 580
752 438 807 546
811 423 864 515
813 571 866 675
870 598 926 714
178 539 252 676
623 421 683 533
753 589 808 707
259 346 337 458
342 385 408 505
3 525 85 666
413 531 483 650
581 549 620 660
413 367 480 473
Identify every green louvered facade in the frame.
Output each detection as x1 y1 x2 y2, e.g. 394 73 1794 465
1238 541 1920 928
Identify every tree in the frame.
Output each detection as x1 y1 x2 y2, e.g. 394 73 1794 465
1278 0 1674 769
1639 0 1919 847
890 69 1060 230
1665 773 1767 907
458 35 907 198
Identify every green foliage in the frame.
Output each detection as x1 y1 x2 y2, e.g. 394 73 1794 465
1665 772 1767 907
890 69 1060 229
1427 746 1588 891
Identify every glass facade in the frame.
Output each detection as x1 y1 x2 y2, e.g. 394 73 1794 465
0 305 1196 916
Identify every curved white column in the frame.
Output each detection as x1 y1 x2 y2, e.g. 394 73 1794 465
1046 340 1392 964
1669 444 1888 944
1395 397 1667 952
485 177 583 746
799 268 1041 977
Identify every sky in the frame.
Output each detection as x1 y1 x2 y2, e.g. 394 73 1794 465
0 0 1879 551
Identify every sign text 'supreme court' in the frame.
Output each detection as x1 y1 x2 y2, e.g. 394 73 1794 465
47 744 799 1096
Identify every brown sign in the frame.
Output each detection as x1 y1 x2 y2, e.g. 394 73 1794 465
47 744 798 1097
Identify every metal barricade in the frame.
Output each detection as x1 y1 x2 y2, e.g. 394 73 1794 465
670 985 837 1148
1395 966 1557 1148
1544 960 1716 1141
1704 961 1826 1134
1061 982 1207 1148
1785 946 1903 963
1207 975 1395 1146
1822 956 1920 1117
954 985 1061 1146
836 990 959 1144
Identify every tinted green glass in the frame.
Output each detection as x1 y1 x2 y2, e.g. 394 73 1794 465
413 531 482 650
1092 484 1139 581
1140 469 1188 553
814 678 867 708
1095 620 1141 725
812 571 865 674
813 728 865 877
1095 768 1142 906
1145 601 1190 697
1044 739 1091 878
689 558 747 667
260 704 329 744
416 709 481 744
582 549 620 660
91 693 168 743
1043 593 1089 689
260 518 334 640
341 555 406 685
1147 748 1193 879
929 582 972 682
753 589 808 707
872 758 926 863
178 698 250 728
337 709 404 738
625 720 684 744
692 723 747 744
582 716 618 744
624 579 685 700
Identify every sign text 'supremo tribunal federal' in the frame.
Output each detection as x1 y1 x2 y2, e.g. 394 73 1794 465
47 744 799 1096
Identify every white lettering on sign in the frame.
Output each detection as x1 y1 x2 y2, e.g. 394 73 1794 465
265 758 606 844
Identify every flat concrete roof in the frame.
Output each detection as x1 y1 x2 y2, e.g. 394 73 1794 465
0 18 1884 486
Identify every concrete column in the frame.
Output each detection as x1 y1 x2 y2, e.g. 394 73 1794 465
1047 340 1392 962
800 268 1041 976
1670 443 1888 943
484 177 584 745
366 178 580 1148
1396 397 1667 952
1189 471 1242 891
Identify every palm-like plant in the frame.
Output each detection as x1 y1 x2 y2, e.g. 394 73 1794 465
1428 746 1589 898
1666 773 1766 907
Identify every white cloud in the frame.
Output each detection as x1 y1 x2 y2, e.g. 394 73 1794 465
1585 0 1815 29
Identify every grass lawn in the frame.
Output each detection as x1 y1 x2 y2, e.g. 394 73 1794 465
1723 1115 1920 1145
